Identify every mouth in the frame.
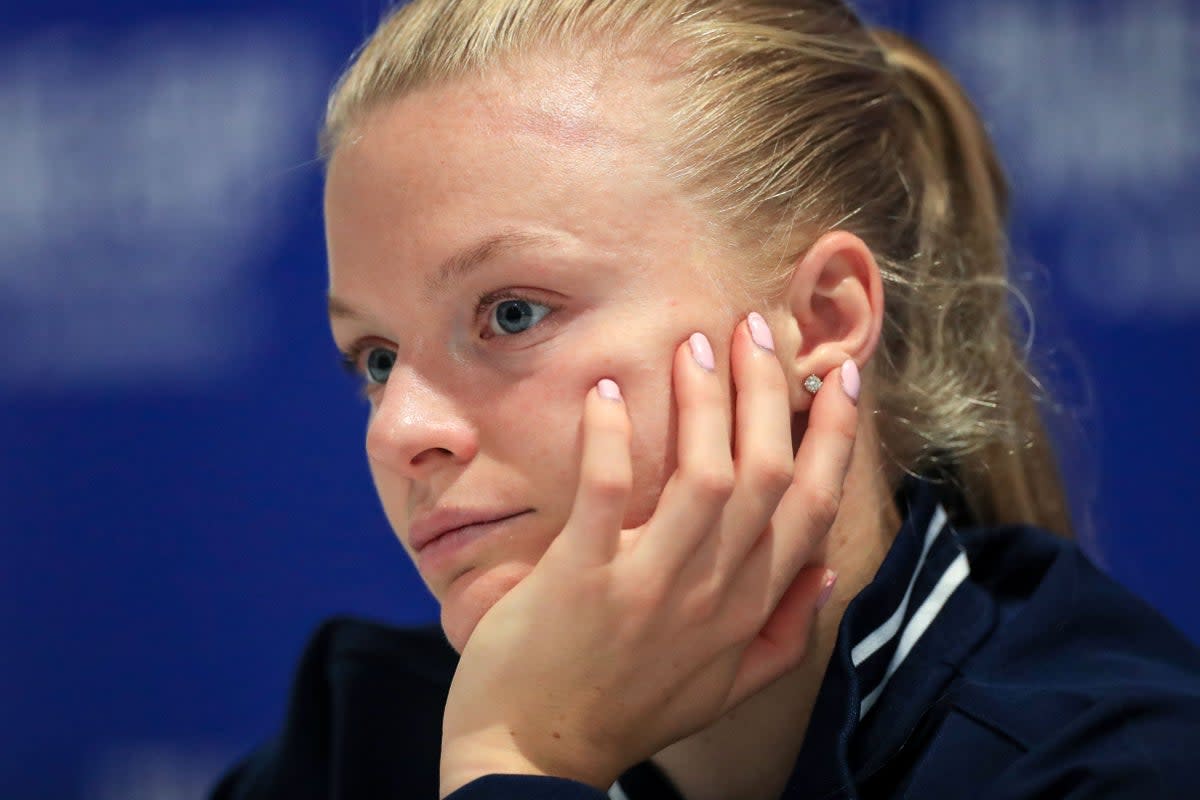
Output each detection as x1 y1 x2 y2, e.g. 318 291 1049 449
411 509 535 575
410 508 534 553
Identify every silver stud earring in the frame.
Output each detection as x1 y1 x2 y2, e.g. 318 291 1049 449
803 374 823 395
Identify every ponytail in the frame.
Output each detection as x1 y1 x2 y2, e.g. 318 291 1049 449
870 29 1074 537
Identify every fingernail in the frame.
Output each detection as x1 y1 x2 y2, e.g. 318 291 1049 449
689 332 715 371
597 378 622 401
840 359 860 405
747 312 775 352
816 569 838 610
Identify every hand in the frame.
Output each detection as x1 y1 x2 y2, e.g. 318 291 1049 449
438 315 859 797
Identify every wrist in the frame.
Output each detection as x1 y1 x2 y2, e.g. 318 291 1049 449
439 753 548 799
439 729 616 798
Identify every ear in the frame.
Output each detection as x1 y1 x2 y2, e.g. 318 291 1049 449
776 231 885 411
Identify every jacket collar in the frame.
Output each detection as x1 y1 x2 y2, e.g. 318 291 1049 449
783 475 996 799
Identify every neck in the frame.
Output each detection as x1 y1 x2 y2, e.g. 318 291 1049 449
650 414 900 800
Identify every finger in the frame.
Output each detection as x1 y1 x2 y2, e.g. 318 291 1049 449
734 359 859 605
712 314 796 567
722 565 835 714
633 332 734 574
559 378 633 566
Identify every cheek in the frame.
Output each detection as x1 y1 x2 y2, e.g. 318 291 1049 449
623 363 678 529
368 463 414 548
501 338 680 531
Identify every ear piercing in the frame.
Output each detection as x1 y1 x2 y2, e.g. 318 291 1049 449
803 374 823 395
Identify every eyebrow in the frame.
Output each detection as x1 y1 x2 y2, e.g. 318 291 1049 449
327 229 559 321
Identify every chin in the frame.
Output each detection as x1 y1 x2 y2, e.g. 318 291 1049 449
438 561 532 655
440 608 475 655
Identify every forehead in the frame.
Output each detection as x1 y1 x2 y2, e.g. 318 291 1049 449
319 53 734 307
331 54 664 179
482 54 632 149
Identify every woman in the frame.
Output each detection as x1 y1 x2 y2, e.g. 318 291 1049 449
212 1 1200 798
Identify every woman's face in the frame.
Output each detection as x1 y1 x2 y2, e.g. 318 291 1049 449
325 63 757 652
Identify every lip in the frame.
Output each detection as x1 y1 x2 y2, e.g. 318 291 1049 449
409 507 533 553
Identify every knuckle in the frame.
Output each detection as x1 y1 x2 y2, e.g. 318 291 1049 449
681 587 723 625
585 470 631 499
686 467 736 502
619 573 669 618
748 459 794 497
780 632 811 668
723 603 759 640
807 483 842 526
720 600 769 646
769 638 809 674
757 361 790 391
590 414 630 439
831 413 858 444
675 385 714 415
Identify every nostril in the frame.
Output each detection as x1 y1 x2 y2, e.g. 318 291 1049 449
411 446 455 466
362 383 479 472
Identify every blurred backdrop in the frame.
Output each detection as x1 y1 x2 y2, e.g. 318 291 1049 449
2 0 1197 797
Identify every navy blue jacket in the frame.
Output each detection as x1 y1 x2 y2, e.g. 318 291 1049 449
210 479 1200 798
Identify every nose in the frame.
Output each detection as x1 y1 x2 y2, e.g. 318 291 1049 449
365 368 479 478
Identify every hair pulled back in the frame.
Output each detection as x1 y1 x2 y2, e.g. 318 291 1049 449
321 0 1072 537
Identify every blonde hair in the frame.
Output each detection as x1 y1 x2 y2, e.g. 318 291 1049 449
320 0 1073 537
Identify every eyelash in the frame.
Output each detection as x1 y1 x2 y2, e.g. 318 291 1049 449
337 289 561 391
476 288 561 340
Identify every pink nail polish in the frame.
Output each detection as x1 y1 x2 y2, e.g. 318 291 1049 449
747 312 775 352
840 359 860 404
597 378 622 401
816 569 838 610
689 332 715 371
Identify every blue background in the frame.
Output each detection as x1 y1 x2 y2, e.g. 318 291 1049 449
2 1 1197 798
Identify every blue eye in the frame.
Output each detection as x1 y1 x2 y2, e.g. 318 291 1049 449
489 298 551 335
364 347 396 384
